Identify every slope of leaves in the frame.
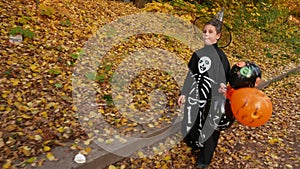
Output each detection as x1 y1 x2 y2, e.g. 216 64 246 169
0 0 140 168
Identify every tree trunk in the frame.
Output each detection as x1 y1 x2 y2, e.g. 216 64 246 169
134 0 147 8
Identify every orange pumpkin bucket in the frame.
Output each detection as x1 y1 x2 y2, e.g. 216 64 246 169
230 88 272 127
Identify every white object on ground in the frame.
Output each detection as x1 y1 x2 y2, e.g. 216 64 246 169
74 153 86 164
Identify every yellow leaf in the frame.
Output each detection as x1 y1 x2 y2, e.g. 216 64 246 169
88 121 93 127
84 147 92 154
121 118 128 125
243 155 252 160
44 140 52 145
180 14 193 22
27 157 37 163
114 95 123 101
30 64 38 72
164 155 171 161
2 160 11 169
46 152 56 161
70 144 78 150
10 78 20 86
21 114 32 119
22 146 31 156
44 146 51 152
129 103 136 110
0 105 5 111
220 147 228 152
138 151 144 158
162 163 168 169
46 102 57 109
98 108 104 114
41 111 48 118
268 138 280 145
1 93 7 99
108 165 117 169
7 99 12 105
57 127 64 133
83 138 93 145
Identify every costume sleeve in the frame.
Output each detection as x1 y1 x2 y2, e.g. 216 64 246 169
180 52 199 96
188 52 200 73
180 70 194 96
221 53 230 83
217 48 230 83
211 44 230 84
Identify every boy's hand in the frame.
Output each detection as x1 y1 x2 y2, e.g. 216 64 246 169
178 95 186 107
218 83 227 94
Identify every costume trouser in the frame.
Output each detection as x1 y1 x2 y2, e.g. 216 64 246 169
198 129 220 165
183 101 221 165
183 110 201 149
184 120 220 165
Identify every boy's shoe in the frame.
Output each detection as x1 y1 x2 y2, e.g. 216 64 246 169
183 137 200 152
196 157 209 169
196 163 208 169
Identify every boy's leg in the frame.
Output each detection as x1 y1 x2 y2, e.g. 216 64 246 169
183 113 201 150
196 129 220 167
183 125 200 150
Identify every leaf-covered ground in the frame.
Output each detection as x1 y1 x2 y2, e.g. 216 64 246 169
1 0 141 168
108 72 300 169
0 0 299 168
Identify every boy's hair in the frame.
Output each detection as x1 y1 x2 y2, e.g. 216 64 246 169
205 18 222 34
229 61 262 89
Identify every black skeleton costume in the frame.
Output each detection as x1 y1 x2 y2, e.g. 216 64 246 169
180 8 236 167
181 43 231 149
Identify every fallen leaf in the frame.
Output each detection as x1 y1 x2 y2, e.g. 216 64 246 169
46 152 57 161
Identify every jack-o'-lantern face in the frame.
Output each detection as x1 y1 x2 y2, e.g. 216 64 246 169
198 56 211 74
230 88 272 127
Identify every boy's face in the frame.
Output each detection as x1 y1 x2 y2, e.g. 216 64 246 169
202 24 221 45
236 61 246 67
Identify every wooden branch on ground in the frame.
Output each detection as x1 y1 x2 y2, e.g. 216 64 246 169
258 65 300 90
